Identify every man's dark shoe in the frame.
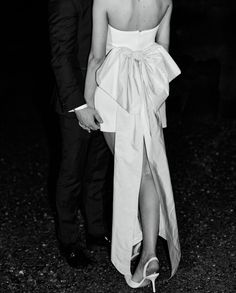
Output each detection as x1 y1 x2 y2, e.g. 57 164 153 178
60 245 94 268
86 234 111 251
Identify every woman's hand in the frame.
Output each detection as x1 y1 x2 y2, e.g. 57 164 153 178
75 107 103 131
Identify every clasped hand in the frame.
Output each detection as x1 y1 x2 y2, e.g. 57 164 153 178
75 107 103 133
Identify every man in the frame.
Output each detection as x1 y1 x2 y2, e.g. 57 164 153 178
48 0 112 268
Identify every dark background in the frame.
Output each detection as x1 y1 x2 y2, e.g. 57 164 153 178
1 0 236 125
0 1 235 292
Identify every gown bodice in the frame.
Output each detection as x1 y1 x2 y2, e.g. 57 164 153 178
106 24 159 52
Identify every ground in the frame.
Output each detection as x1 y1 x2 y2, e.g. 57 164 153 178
0 109 235 292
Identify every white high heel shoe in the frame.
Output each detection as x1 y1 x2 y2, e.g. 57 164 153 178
125 257 159 292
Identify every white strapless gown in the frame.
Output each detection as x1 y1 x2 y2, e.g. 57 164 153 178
95 24 181 277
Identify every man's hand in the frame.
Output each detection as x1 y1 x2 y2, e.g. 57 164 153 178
75 107 103 131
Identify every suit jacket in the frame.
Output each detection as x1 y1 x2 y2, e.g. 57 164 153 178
48 0 92 113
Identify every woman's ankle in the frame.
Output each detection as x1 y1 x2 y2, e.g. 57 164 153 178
139 252 159 271
140 250 156 263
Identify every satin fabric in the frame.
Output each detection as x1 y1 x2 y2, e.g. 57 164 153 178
94 25 181 277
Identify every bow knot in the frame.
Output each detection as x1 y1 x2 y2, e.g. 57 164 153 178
120 48 144 61
131 51 144 61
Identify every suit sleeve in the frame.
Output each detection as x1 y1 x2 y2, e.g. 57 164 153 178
48 0 86 112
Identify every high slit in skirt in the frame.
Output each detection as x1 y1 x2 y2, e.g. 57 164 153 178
94 43 181 277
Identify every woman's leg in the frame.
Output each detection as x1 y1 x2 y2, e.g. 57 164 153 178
132 142 160 282
103 132 115 154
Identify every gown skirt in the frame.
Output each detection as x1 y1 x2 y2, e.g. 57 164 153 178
94 26 181 277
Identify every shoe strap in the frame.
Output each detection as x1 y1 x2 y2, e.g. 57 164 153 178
143 257 159 278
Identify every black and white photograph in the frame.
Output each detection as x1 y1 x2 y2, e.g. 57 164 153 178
0 0 235 292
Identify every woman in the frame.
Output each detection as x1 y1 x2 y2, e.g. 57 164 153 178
82 0 181 291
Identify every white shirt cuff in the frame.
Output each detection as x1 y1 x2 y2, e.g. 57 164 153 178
69 104 88 112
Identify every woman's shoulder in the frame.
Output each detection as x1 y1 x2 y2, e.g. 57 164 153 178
158 0 173 16
157 0 173 9
93 0 110 7
159 0 173 7
92 0 111 13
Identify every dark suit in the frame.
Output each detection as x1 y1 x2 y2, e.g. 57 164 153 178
48 0 112 248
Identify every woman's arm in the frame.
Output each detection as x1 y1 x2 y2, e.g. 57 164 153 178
84 0 108 108
156 1 173 52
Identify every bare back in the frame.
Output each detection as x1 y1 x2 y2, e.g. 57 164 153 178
106 0 171 31
85 0 173 109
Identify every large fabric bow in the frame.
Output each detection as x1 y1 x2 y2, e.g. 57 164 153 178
96 43 181 128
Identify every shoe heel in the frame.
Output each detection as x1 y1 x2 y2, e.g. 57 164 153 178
147 273 159 293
